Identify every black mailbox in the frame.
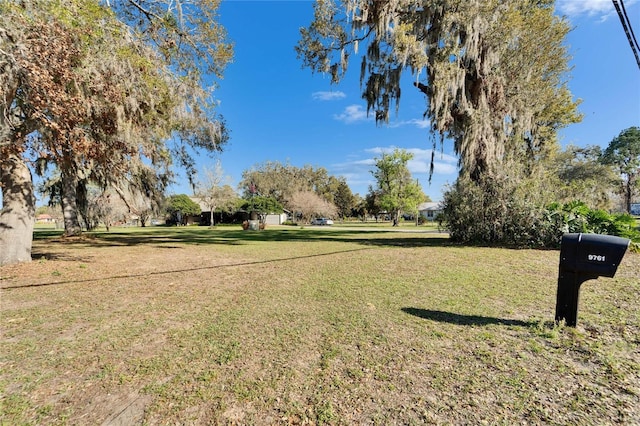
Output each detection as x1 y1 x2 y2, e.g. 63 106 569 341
555 233 630 327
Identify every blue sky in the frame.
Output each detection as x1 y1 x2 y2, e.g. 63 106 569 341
170 0 640 202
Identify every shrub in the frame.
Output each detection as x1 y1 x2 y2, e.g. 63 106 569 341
442 175 559 247
442 177 640 249
547 201 640 248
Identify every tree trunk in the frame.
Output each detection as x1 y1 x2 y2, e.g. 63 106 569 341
392 210 400 226
624 173 637 214
61 169 83 236
139 210 148 227
210 207 215 226
0 153 35 266
625 178 632 214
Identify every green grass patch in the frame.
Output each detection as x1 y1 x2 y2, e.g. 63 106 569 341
2 226 639 424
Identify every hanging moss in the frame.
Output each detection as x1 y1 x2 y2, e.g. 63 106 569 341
297 0 581 181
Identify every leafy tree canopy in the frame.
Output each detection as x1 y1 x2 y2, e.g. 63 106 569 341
1 0 232 238
297 0 581 181
240 161 342 208
334 179 357 219
240 195 284 222
548 145 617 211
601 126 640 213
371 148 426 223
288 190 337 224
167 194 201 216
365 188 384 220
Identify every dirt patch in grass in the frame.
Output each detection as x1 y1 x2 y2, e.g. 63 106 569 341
1 227 639 424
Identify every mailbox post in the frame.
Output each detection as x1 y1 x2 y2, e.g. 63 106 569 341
555 233 630 327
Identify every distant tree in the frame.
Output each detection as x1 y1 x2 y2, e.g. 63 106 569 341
333 179 357 220
549 145 617 210
239 161 347 209
365 188 384 222
38 166 162 230
240 161 306 204
350 194 366 221
314 174 343 205
601 127 640 214
371 149 426 225
38 176 117 231
114 190 155 228
79 189 113 231
240 195 283 224
200 185 238 226
288 190 337 224
166 194 201 225
195 162 238 226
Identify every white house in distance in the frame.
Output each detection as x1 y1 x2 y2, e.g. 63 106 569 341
418 202 443 221
190 196 288 225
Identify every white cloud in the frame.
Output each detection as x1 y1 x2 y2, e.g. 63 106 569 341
407 153 457 176
333 104 371 123
312 91 347 101
365 146 457 167
407 159 430 174
332 158 375 170
432 162 458 175
387 118 430 129
556 0 637 19
350 158 377 167
345 146 458 177
406 147 458 165
364 146 388 156
333 106 429 128
338 173 375 194
331 146 458 196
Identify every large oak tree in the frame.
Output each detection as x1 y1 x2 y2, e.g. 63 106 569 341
297 0 580 181
0 0 231 265
297 0 581 245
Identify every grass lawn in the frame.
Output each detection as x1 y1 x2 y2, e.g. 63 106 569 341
1 226 639 425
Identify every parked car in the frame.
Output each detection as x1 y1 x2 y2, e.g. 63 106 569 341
311 217 334 225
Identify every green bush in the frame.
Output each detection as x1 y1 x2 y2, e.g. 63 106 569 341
547 201 640 247
442 177 640 249
442 175 560 247
166 194 201 225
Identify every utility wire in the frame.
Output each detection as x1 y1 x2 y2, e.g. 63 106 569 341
620 0 640 53
612 0 640 69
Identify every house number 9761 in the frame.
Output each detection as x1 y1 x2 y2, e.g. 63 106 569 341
588 254 606 262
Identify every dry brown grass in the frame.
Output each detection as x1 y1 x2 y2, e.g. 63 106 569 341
1 226 639 425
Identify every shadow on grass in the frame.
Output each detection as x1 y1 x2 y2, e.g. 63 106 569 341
33 227 453 250
402 308 536 327
2 247 373 291
30 251 95 262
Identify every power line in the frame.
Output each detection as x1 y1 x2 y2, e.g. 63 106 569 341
620 0 640 53
612 0 640 69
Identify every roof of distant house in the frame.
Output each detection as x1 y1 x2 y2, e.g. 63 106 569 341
418 202 443 211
